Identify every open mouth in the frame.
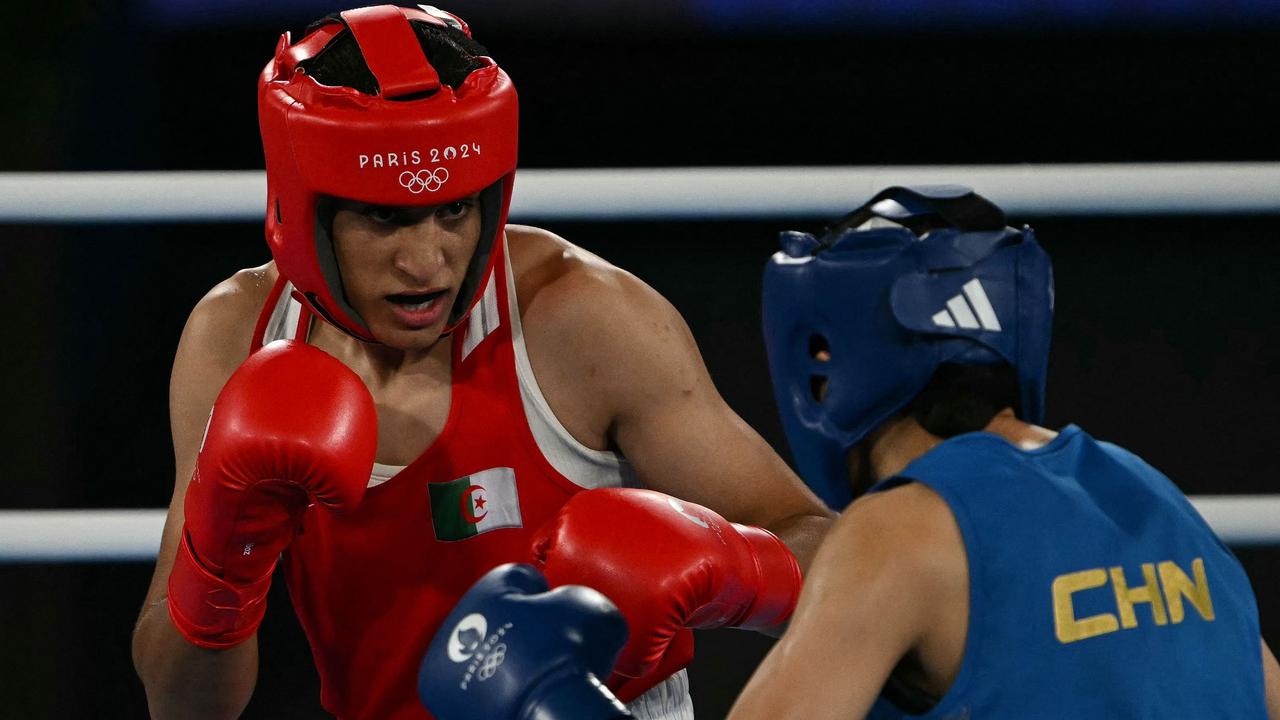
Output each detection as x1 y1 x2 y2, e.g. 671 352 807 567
386 289 448 311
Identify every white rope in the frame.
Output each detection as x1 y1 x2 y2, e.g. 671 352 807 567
0 510 166 563
0 496 1277 562
2 166 1277 559
1186 496 1280 547
3 163 1279 223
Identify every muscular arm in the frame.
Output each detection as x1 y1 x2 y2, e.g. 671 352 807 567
1265 639 1280 719
607 282 832 571
131 267 273 719
727 484 967 720
513 228 833 576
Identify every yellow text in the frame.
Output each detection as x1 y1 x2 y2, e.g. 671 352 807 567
1052 558 1214 644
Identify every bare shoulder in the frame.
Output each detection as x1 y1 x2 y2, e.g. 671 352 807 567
505 225 667 330
506 224 686 371
791 482 968 681
512 222 695 351
504 225 703 445
845 482 956 535
727 488 966 720
179 261 278 367
823 483 966 585
170 261 279 442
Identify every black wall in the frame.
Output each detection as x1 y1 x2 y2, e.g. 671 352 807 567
2 3 1277 717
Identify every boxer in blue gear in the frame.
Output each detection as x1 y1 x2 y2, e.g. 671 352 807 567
728 185 1280 719
419 563 633 720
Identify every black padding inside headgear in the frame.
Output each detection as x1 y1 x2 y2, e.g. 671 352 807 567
826 185 1007 242
298 13 489 96
448 181 505 328
313 197 370 336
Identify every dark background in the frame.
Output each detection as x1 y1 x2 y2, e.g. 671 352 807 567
2 1 1278 717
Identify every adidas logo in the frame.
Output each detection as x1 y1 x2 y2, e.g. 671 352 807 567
931 279 1002 332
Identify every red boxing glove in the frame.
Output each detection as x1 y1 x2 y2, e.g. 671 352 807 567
606 627 693 704
167 340 377 649
530 488 802 685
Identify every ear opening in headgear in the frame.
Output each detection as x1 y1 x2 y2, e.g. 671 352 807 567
809 375 830 403
809 333 831 362
808 333 832 402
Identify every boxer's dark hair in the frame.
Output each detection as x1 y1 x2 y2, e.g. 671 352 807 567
905 363 1021 438
299 15 491 95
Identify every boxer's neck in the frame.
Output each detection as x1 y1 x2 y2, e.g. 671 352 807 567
868 409 1057 482
312 319 453 385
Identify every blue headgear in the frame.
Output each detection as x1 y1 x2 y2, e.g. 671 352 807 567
762 185 1054 510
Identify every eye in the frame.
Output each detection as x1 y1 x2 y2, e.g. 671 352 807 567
436 200 472 221
363 205 401 225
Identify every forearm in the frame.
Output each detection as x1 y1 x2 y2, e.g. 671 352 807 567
729 641 870 720
736 512 826 638
766 511 835 576
133 598 258 720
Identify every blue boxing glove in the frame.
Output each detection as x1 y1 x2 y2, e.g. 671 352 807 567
420 563 633 720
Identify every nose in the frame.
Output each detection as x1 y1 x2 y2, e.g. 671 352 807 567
390 220 447 285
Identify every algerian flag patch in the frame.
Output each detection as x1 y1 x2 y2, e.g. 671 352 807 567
429 468 523 541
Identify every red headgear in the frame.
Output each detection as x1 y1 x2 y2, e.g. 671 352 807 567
259 4 518 341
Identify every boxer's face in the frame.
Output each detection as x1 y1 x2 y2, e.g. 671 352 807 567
331 194 483 351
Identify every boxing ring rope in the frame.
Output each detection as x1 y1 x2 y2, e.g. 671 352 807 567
3 162 1280 222
2 162 1277 562
1 496 1277 563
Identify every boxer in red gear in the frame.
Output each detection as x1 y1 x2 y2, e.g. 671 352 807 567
533 489 802 686
166 340 378 648
131 8 833 720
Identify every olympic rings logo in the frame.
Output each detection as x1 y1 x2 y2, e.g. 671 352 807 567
476 643 507 681
399 167 449 194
